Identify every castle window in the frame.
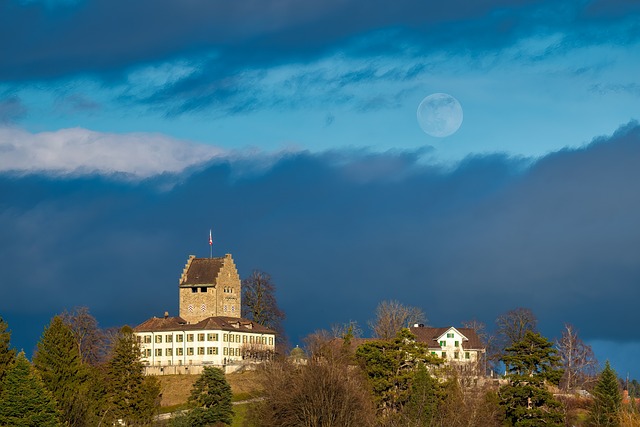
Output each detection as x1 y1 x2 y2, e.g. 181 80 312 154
207 347 218 355
439 340 445 347
155 349 162 357
198 347 205 355
187 334 194 342
269 337 274 346
166 335 173 343
455 341 459 347
441 352 446 358
187 348 194 356
155 335 162 344
146 349 151 357
223 334 228 342
242 335 247 343
144 335 151 344
197 333 205 341
177 348 183 356
454 352 459 359
465 352 470 359
447 333 454 338
166 348 173 356
231 305 235 312
200 287 206 293
207 333 218 341
223 348 228 356
224 305 228 312
176 334 183 343
235 348 240 356
191 288 197 293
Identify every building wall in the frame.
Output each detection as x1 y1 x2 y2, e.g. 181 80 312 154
136 328 275 369
215 255 241 318
178 254 242 323
430 328 481 363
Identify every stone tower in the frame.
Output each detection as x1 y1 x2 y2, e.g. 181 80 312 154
178 254 242 323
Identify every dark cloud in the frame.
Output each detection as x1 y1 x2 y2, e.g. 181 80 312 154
3 0 636 84
1 122 640 375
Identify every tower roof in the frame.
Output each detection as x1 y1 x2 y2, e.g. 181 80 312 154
179 254 233 286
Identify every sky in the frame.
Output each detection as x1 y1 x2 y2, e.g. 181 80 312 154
1 0 639 378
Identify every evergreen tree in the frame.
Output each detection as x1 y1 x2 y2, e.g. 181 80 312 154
105 325 160 426
0 315 16 388
33 316 90 426
355 328 442 419
0 352 61 427
588 361 622 427
186 366 234 426
499 330 564 427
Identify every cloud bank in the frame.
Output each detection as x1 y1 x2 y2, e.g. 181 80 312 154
1 122 639 377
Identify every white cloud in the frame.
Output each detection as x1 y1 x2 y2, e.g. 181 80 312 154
0 126 225 178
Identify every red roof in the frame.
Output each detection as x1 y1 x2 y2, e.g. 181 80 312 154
133 315 275 335
409 326 484 351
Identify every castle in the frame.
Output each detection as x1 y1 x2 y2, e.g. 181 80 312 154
133 254 276 375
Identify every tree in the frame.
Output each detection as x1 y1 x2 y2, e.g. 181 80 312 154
248 356 376 427
556 323 598 391
0 352 61 427
368 300 426 340
61 307 107 366
499 330 564 427
496 307 538 351
588 361 622 426
462 318 495 375
241 270 286 336
356 328 442 419
0 315 16 387
33 316 90 426
183 366 234 426
105 326 160 426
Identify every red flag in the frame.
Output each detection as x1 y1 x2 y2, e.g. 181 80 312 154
209 229 212 246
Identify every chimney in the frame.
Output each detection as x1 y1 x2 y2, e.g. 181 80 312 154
164 311 169 319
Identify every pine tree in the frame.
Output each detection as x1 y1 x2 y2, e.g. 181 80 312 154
0 352 62 427
355 328 442 419
0 315 16 388
105 326 160 426
499 330 564 427
186 366 234 426
33 316 90 426
588 361 622 426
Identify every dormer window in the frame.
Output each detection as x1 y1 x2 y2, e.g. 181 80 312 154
447 333 454 338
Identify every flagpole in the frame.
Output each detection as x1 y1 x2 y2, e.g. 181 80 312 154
209 228 213 259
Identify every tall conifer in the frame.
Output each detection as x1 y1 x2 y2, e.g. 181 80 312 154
33 315 89 426
0 352 61 427
0 315 16 388
589 361 622 426
105 326 160 425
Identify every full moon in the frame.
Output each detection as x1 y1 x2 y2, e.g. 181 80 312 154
417 93 463 137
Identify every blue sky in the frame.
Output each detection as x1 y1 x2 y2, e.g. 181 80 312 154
1 0 639 378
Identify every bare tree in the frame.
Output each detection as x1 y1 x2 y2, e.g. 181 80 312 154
61 306 107 366
331 321 362 340
462 318 495 376
368 300 426 340
247 357 376 427
556 323 598 391
495 307 537 350
242 270 286 339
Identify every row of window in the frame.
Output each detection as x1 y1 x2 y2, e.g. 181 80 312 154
438 340 460 347
140 333 273 346
142 346 246 358
431 351 471 359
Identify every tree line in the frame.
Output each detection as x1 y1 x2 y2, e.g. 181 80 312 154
0 270 636 426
